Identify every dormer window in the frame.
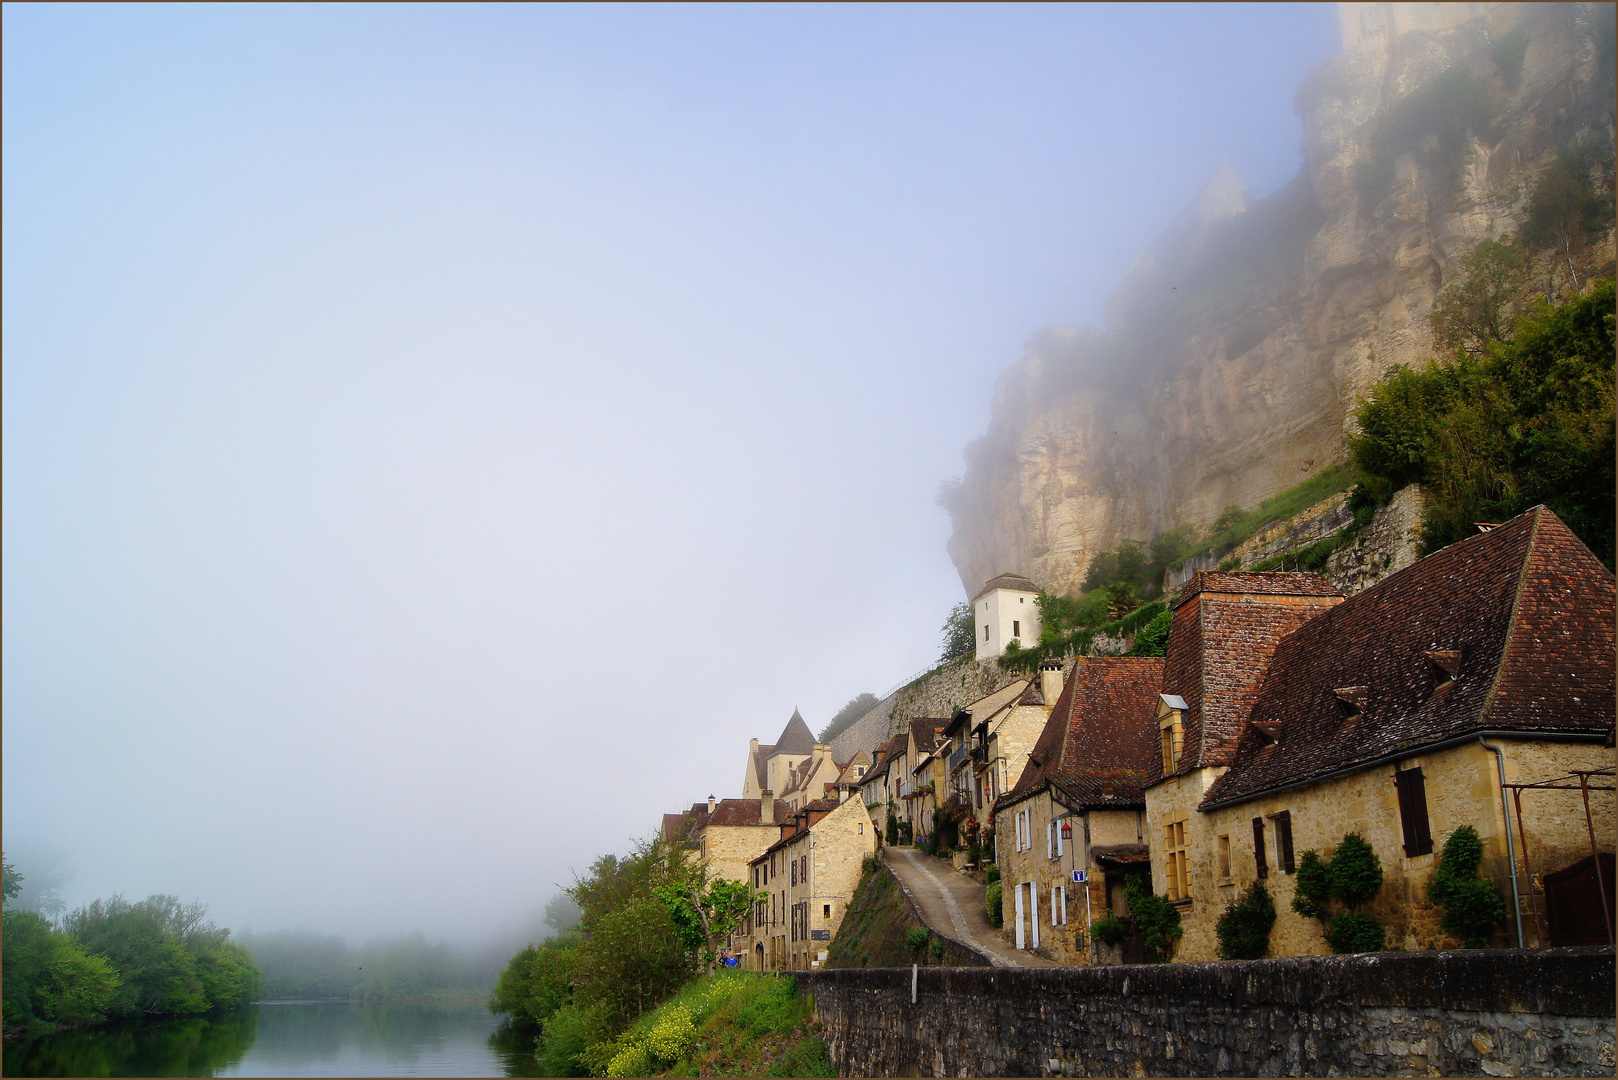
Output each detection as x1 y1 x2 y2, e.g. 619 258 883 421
1249 721 1281 748
1333 686 1368 725
1157 694 1187 774
1424 650 1461 690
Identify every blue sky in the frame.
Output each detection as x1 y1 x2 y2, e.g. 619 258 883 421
4 3 1339 941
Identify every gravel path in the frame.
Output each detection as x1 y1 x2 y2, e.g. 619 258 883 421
882 846 1056 968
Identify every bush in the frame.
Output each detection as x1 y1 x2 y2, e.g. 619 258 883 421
2 909 121 1031
984 863 1000 885
1123 876 1181 962
985 881 1003 928
1089 914 1128 948
1129 610 1173 656
927 936 944 959
1215 883 1277 960
904 926 930 953
885 813 898 846
1291 850 1332 920
1325 911 1387 954
1427 825 1510 948
1328 833 1384 908
898 820 913 846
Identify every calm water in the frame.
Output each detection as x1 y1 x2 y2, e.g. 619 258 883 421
2 1000 544 1078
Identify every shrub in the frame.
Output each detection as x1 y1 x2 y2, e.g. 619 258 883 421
1123 876 1181 962
1427 825 1510 948
985 881 1003 928
927 936 944 959
1325 911 1387 954
644 1004 695 1063
1215 883 1277 960
898 820 913 846
1291 851 1332 920
1328 833 1384 908
885 813 898 846
984 863 1000 885
1129 609 1173 656
904 927 930 952
604 1043 652 1078
1089 914 1128 948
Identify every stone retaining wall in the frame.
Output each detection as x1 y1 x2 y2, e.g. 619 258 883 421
796 947 1615 1077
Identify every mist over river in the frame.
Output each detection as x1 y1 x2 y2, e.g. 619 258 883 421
2 1000 540 1078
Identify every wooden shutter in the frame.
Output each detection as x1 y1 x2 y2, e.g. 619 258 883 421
1275 810 1295 874
1394 767 1434 856
1253 817 1268 879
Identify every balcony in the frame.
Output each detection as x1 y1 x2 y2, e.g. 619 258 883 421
948 746 969 772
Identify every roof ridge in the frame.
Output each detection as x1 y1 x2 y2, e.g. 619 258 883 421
1476 506 1544 724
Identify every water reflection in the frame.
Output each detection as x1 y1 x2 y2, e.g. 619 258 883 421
3 1001 537 1078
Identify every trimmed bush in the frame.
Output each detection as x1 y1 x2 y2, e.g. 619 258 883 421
1215 883 1277 960
1427 825 1510 948
985 881 1003 928
1089 914 1128 948
1326 911 1387 954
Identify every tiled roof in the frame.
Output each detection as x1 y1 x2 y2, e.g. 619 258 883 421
662 812 693 841
973 572 1042 601
752 745 774 788
753 798 844 859
1153 571 1344 782
1202 507 1616 809
704 798 790 827
773 710 816 756
1001 657 1164 810
909 717 949 753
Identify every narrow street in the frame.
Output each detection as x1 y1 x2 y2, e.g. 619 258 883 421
882 846 1056 968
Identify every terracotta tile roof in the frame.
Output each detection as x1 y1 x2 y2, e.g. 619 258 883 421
753 798 845 859
909 717 949 753
1153 571 1344 783
1202 507 1616 809
1000 657 1165 810
662 812 693 841
703 798 790 828
863 734 909 781
972 572 1042 601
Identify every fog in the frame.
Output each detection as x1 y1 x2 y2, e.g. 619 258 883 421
3 5 1338 949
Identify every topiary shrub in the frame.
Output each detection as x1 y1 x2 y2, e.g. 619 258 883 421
985 880 1003 928
1427 825 1509 948
1124 875 1182 962
1325 911 1386 954
1216 882 1278 960
1089 914 1128 948
1292 833 1386 952
985 863 1000 885
904 926 930 952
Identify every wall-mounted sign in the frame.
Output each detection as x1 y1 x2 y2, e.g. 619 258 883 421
810 929 830 940
1072 869 1088 883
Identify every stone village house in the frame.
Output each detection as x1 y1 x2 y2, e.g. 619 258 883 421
743 795 877 972
1178 506 1616 959
992 656 1164 961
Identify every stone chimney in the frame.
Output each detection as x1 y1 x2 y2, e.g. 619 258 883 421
760 790 774 826
1040 658 1065 706
708 794 716 815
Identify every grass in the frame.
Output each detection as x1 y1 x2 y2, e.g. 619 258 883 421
582 972 832 1078
1180 462 1355 568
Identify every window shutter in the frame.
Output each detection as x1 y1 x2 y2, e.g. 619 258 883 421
1275 811 1295 874
1394 767 1434 856
1047 822 1054 860
1055 819 1064 857
1252 817 1268 879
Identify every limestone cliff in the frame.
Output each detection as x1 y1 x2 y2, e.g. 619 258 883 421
944 2 1616 597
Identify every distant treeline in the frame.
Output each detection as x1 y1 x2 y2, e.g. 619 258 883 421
3 857 260 1039
236 926 514 1001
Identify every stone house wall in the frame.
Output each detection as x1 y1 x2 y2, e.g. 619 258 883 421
986 703 1053 807
744 797 877 973
1163 738 1614 962
796 947 1616 1078
700 823 776 888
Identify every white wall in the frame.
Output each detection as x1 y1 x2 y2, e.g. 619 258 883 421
974 587 1040 660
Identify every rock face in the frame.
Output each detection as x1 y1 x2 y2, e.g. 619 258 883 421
945 2 1616 598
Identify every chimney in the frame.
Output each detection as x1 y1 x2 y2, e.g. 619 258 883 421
1040 658 1065 706
708 794 716 815
760 790 774 826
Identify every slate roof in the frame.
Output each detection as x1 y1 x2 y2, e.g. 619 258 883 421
774 710 817 756
1202 506 1616 809
752 745 774 789
863 734 909 782
1000 656 1165 810
972 572 1042 601
704 798 790 827
1152 571 1344 783
909 717 950 753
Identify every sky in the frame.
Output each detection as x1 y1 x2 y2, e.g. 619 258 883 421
3 2 1341 944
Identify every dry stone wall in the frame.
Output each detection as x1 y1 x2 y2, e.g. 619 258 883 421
797 947 1616 1078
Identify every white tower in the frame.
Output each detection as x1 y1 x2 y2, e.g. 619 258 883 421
972 573 1043 661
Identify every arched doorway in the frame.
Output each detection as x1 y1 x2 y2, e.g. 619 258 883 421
754 942 765 971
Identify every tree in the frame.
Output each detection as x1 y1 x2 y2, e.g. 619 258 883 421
1215 883 1277 960
543 892 583 937
1429 238 1530 354
818 693 880 744
939 602 976 663
2 854 20 905
1427 825 1510 948
1521 147 1616 291
2 909 120 1032
1290 834 1385 953
653 873 759 974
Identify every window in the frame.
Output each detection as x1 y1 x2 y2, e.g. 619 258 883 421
1253 817 1268 879
1046 821 1054 860
1163 817 1190 901
1394 765 1434 856
791 860 797 886
823 904 831 918
1013 620 1020 638
1052 884 1067 926
1020 596 1025 603
1217 834 1231 880
1159 712 1183 774
1273 810 1295 873
857 822 863 834
984 624 990 642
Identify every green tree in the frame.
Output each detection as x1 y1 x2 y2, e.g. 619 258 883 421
1427 825 1510 948
1215 882 1277 960
1290 834 1385 953
939 602 976 662
1123 874 1182 962
654 874 759 974
1521 147 1617 290
544 892 584 936
490 934 582 1031
3 909 121 1032
1129 609 1173 656
818 693 880 744
1429 238 1530 354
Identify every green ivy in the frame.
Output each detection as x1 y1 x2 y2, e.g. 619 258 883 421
1123 875 1182 962
1290 834 1385 953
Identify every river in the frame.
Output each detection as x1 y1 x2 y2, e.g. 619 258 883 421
2 1000 544 1078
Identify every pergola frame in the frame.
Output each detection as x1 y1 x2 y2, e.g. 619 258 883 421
1502 767 1615 947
